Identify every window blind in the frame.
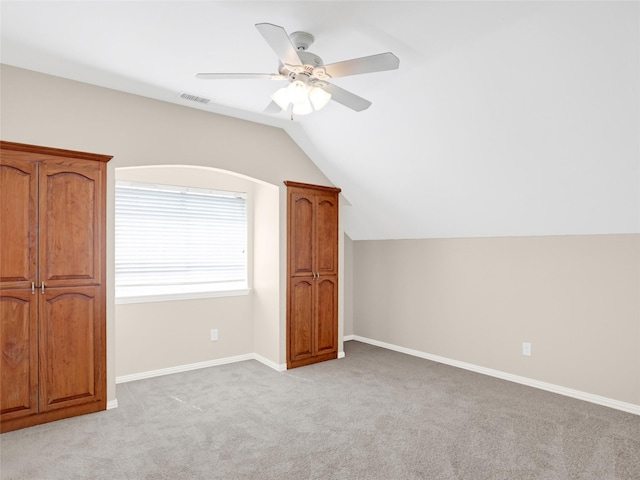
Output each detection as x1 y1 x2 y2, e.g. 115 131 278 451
115 180 247 300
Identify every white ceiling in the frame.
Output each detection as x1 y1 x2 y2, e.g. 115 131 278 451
1 1 638 240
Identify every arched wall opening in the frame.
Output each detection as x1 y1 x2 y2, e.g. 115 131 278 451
113 165 281 379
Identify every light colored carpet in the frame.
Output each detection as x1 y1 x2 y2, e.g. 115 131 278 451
1 341 639 479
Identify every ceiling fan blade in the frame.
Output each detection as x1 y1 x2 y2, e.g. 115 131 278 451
196 73 286 80
322 52 399 79
255 23 302 67
322 83 372 112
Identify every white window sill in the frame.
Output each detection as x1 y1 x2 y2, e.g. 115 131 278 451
116 288 251 305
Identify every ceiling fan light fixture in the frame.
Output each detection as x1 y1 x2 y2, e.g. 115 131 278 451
309 86 331 111
286 80 309 105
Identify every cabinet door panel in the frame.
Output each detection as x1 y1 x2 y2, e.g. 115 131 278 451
289 193 314 277
0 290 38 420
289 278 314 362
39 286 104 411
39 161 104 287
315 194 339 276
315 276 337 355
0 160 37 288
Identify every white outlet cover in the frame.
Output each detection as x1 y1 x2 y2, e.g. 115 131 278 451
210 329 218 341
522 342 532 356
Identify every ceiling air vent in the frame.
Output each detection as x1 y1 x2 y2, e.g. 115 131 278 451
179 92 211 104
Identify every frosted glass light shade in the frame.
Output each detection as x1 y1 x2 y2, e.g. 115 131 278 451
309 87 331 110
271 87 290 110
287 81 309 105
272 81 331 115
292 98 313 115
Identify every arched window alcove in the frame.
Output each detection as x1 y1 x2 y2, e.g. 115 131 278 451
112 165 281 379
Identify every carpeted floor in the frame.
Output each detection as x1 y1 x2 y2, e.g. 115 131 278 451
1 341 639 479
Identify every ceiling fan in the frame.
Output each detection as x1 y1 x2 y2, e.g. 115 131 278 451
196 23 400 116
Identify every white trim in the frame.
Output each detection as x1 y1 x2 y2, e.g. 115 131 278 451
338 351 346 359
107 399 118 410
254 354 287 372
115 288 250 305
115 353 286 384
348 335 640 416
343 334 355 341
116 354 255 383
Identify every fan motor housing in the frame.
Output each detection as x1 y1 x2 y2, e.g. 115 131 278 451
279 51 325 79
298 51 324 73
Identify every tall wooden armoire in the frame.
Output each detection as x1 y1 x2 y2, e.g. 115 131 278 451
285 181 340 369
0 141 111 433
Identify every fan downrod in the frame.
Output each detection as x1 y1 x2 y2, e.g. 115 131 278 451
289 31 314 51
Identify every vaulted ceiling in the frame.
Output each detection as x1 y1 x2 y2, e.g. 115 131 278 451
1 1 638 240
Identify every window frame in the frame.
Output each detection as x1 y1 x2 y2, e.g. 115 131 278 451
114 180 250 304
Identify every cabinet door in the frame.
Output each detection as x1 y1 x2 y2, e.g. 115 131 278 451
0 290 38 421
315 276 338 356
288 277 315 363
289 192 315 277
39 286 104 412
315 193 339 276
39 160 105 288
0 159 37 289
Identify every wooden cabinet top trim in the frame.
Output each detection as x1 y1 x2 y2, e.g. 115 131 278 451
284 180 341 194
1 141 112 163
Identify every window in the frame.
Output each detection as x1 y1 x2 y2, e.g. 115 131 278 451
115 180 248 303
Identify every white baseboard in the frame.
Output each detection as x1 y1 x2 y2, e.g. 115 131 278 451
338 351 345 359
253 353 287 372
343 334 355 341
115 353 288 384
106 399 118 410
349 335 640 416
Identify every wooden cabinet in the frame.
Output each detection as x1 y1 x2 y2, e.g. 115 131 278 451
285 181 340 369
0 141 111 433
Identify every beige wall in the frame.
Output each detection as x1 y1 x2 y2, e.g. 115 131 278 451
353 234 640 406
343 234 354 337
116 296 253 374
252 182 281 363
0 64 334 403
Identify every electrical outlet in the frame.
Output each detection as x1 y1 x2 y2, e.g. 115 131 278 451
210 329 218 341
522 342 532 357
